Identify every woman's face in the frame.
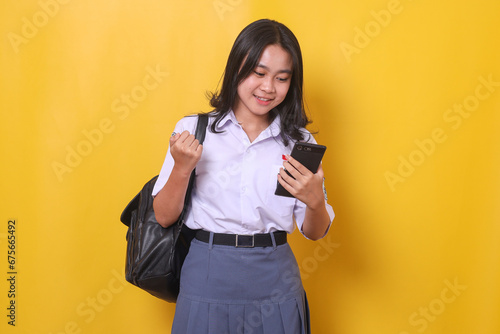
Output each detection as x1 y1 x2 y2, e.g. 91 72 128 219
233 44 293 121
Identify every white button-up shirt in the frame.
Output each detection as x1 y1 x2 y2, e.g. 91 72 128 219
152 111 335 237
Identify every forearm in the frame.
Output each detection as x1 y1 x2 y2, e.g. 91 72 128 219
301 201 331 240
153 167 192 228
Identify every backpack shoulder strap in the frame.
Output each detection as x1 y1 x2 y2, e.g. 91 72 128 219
195 113 209 145
182 113 209 211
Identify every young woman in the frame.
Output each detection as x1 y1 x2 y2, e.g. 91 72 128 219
152 19 334 334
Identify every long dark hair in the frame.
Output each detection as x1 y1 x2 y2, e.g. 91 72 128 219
207 19 310 146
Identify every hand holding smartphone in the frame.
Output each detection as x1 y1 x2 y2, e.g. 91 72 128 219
275 142 327 198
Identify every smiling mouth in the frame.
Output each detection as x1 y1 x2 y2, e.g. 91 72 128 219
254 95 273 102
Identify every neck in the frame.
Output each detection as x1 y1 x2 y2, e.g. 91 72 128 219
233 111 271 143
233 110 271 129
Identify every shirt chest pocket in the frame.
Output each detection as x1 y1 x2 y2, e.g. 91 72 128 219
265 165 296 217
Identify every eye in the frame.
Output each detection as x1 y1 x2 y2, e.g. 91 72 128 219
253 71 265 77
277 77 289 82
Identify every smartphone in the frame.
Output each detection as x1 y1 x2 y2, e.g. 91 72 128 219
275 142 327 198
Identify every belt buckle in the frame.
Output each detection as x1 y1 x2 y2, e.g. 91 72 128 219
235 234 254 248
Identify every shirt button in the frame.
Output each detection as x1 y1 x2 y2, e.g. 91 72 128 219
241 187 246 193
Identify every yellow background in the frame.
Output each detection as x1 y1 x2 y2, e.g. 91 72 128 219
1 0 499 333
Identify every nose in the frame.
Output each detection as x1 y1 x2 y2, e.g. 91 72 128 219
260 77 275 93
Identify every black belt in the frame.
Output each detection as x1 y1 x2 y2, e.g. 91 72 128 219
195 230 287 248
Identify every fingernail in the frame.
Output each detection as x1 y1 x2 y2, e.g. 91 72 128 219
282 154 287 160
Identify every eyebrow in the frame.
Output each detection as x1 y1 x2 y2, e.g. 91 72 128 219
256 63 292 74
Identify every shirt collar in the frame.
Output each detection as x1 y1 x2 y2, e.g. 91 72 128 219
215 110 237 130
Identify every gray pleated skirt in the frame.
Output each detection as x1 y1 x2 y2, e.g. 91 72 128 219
172 236 311 334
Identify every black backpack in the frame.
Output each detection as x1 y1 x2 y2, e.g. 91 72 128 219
119 114 208 302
